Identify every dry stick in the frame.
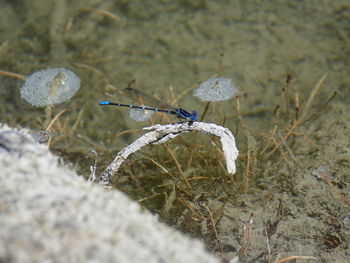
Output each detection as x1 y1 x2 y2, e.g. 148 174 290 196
98 121 239 184
315 167 350 207
235 96 253 190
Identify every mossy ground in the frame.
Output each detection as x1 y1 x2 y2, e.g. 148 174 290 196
0 0 349 262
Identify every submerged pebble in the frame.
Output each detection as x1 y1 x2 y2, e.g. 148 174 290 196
193 77 239 102
312 166 331 179
30 130 53 143
20 68 80 107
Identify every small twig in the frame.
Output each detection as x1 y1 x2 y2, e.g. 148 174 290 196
98 121 239 184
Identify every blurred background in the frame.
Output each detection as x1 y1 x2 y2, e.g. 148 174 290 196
0 0 349 258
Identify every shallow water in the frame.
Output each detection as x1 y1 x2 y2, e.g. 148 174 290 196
0 0 349 262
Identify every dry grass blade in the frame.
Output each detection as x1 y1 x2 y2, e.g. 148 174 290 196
298 91 337 126
163 144 192 189
302 73 328 120
73 63 105 76
71 108 84 134
201 203 219 239
0 40 9 55
141 155 170 175
171 82 197 105
46 109 67 131
235 96 254 190
274 255 319 263
200 101 211 122
259 74 336 162
314 167 350 207
239 213 254 257
0 70 26 81
116 129 143 137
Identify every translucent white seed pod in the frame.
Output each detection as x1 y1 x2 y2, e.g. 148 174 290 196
20 68 80 107
129 108 154 122
193 77 239 102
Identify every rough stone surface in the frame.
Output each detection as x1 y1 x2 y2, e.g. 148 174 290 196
0 124 219 263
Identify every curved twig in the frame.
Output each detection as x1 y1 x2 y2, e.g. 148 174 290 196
98 122 239 184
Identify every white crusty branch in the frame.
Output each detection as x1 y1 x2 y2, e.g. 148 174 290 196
98 122 239 184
